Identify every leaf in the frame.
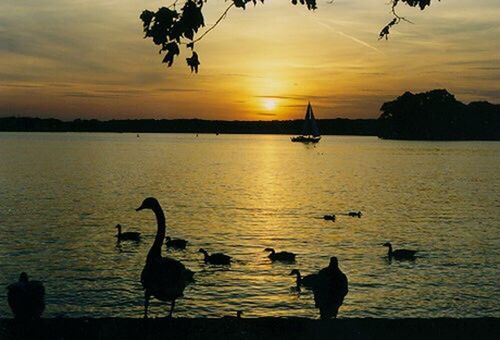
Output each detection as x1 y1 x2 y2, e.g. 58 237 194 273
162 42 180 67
186 51 200 73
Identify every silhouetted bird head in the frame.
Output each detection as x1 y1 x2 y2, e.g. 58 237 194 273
136 197 160 211
289 269 300 276
19 272 29 283
198 248 207 254
383 242 392 247
264 248 275 253
237 310 243 318
115 224 121 229
165 236 171 241
329 256 339 269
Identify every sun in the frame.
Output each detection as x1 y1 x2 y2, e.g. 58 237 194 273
263 98 277 110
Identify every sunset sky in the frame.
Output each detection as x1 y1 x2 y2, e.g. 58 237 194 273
1 0 499 120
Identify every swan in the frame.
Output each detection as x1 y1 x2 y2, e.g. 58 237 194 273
115 224 141 241
198 248 231 265
136 197 194 318
383 242 418 260
290 269 318 289
264 248 296 262
165 236 188 250
7 272 45 319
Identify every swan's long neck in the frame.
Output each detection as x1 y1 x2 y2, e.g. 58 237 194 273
387 245 393 256
147 205 166 259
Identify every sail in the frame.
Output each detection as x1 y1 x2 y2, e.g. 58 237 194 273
301 103 320 137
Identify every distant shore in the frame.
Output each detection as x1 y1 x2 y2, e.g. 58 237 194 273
1 318 498 340
0 117 379 136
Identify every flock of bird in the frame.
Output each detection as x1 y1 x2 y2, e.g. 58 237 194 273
6 197 419 320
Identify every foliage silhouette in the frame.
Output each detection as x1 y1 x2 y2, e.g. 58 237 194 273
140 0 440 71
378 89 500 140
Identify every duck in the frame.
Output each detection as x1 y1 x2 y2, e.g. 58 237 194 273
323 215 336 222
7 272 45 319
115 224 141 241
264 248 296 262
290 269 318 289
136 197 194 318
198 248 231 265
383 242 418 260
165 236 188 250
348 211 362 218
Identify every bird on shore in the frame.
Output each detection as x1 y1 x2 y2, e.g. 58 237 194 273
383 242 418 260
136 197 194 318
198 248 231 265
265 248 296 262
115 224 141 241
165 236 188 250
7 272 45 319
312 257 348 319
290 269 318 289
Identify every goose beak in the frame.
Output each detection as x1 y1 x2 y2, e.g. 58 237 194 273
136 205 145 211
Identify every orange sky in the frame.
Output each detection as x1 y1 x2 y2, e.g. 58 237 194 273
0 0 499 120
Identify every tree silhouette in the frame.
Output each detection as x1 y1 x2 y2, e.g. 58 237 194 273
378 89 500 140
140 0 440 72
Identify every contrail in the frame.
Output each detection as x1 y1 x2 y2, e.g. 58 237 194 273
315 20 383 55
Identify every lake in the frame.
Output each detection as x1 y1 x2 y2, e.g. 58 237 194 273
0 133 499 318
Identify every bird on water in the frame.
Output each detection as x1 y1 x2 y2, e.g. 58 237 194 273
290 269 318 289
383 242 418 260
115 224 141 241
198 248 232 265
265 248 296 262
165 236 188 250
136 197 194 318
7 272 45 319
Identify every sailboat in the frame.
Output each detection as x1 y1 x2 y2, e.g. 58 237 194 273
291 102 321 143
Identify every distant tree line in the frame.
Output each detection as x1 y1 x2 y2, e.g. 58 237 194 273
0 117 378 136
378 89 500 140
2 89 498 140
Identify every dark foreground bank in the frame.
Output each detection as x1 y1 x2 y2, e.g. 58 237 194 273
0 318 498 340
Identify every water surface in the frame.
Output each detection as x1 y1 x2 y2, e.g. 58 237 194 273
0 133 499 318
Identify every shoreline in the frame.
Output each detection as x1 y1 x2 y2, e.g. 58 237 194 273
1 317 498 339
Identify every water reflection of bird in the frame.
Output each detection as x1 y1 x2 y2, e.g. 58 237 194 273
312 257 348 319
165 236 188 250
115 224 141 241
199 248 231 265
7 272 45 319
290 269 318 289
383 242 418 260
136 197 194 318
265 248 296 262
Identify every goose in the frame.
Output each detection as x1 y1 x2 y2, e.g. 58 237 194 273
290 269 318 289
383 242 417 260
136 197 194 318
115 224 141 241
264 248 296 262
313 257 349 319
165 236 188 250
198 248 231 265
7 272 45 319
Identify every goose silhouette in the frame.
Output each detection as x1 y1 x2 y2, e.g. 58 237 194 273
136 197 194 318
